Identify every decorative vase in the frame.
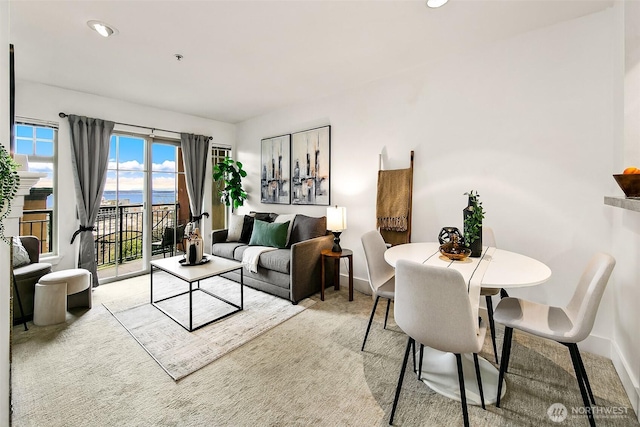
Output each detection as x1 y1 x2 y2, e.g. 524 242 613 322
438 227 463 245
463 196 483 257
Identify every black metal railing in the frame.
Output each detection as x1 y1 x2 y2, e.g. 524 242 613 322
19 209 53 254
94 203 180 268
19 203 181 268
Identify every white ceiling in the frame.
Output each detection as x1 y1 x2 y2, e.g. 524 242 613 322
9 0 613 124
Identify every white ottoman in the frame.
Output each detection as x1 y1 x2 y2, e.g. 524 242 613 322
33 269 92 326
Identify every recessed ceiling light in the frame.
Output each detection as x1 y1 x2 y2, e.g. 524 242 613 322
426 0 449 8
87 20 119 38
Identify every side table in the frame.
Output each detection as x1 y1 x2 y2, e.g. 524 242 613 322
321 248 353 301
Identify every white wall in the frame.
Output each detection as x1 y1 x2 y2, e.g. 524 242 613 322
238 8 617 347
14 81 236 272
610 0 640 416
1 0 12 423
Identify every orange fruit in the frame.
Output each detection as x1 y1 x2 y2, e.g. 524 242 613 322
624 167 638 174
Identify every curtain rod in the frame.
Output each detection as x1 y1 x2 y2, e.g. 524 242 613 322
58 112 213 141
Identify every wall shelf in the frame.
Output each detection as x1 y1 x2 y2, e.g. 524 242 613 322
604 196 640 213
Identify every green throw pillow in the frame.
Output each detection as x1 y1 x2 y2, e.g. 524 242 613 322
249 220 290 249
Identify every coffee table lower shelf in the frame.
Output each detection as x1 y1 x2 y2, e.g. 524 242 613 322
150 256 244 332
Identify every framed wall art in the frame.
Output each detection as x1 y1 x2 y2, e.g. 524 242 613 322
260 134 291 204
291 125 330 206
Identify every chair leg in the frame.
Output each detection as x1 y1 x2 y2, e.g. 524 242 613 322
361 296 380 351
411 340 416 374
389 337 413 425
455 353 470 427
485 295 498 364
383 298 391 329
496 326 513 407
473 353 485 410
574 345 597 405
418 344 424 380
568 343 596 427
12 276 28 331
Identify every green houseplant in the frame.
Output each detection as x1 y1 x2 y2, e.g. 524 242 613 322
212 157 248 211
0 145 20 244
463 190 485 257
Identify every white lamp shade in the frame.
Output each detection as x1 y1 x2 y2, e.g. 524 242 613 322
327 206 347 231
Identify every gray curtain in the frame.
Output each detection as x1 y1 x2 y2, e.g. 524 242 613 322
180 133 210 229
68 115 114 288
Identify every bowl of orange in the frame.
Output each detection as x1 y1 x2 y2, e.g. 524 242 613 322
613 167 640 198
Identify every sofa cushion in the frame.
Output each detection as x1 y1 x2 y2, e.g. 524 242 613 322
211 242 246 259
234 246 290 274
240 215 255 243
273 214 296 247
290 215 327 245
226 214 245 242
251 212 278 223
12 237 31 268
13 262 52 281
249 220 289 249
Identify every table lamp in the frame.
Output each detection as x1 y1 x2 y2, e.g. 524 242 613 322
327 206 347 252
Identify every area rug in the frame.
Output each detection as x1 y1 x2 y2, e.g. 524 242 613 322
103 271 315 380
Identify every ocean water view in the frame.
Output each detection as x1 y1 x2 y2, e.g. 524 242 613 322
102 190 177 205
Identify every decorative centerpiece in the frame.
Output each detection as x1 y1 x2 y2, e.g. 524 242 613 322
438 226 463 245
463 190 485 258
439 234 471 261
181 227 205 266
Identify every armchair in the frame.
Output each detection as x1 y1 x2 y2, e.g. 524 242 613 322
12 236 52 325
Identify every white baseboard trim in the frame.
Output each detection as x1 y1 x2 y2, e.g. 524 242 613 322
579 334 611 358
611 340 640 421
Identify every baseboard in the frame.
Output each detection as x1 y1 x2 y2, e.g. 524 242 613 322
611 340 640 421
338 273 370 296
579 334 611 358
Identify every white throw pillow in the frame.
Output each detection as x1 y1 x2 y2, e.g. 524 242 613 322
226 214 245 242
12 237 31 268
273 214 296 247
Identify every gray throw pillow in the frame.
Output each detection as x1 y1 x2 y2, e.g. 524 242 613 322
289 215 327 245
12 237 31 268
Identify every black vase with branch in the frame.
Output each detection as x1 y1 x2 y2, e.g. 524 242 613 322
463 190 485 258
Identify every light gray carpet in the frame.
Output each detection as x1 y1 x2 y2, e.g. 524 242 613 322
10 275 639 426
103 272 314 380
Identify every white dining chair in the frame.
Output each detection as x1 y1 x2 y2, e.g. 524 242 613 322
494 252 616 427
361 230 396 351
389 260 487 427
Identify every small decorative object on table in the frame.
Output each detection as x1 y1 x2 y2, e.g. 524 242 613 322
438 226 463 245
182 227 204 265
439 234 472 261
326 206 347 252
463 190 485 258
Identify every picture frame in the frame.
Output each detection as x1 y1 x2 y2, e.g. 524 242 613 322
291 125 331 206
260 134 291 204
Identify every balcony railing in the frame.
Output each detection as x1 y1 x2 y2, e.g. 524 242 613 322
94 203 180 268
19 203 180 268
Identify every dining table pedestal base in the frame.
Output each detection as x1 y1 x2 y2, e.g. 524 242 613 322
417 347 506 406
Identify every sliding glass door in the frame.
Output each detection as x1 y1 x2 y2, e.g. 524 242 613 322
97 134 147 281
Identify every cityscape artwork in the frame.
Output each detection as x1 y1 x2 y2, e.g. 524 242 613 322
260 134 291 204
291 126 330 206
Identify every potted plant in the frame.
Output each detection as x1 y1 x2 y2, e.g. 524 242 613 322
0 145 20 244
463 190 485 257
212 157 248 211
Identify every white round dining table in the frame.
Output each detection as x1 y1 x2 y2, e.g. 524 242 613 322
384 242 552 406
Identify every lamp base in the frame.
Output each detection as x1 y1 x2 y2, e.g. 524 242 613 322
331 231 342 252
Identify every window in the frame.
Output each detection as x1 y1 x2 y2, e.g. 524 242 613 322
15 121 57 255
